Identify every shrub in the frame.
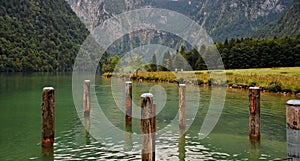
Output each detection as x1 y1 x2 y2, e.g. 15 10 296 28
195 71 203 74
197 79 204 85
267 81 282 92
249 81 257 87
208 78 216 86
177 77 184 84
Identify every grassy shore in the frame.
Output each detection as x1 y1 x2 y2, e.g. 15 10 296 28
103 67 300 94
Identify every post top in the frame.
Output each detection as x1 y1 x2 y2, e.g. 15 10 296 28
179 84 186 87
249 87 260 90
286 100 300 106
141 93 153 98
84 80 90 83
43 87 54 91
125 81 132 84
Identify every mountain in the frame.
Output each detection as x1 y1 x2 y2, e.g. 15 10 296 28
0 0 89 72
68 0 293 42
253 0 300 38
67 0 151 32
0 0 298 72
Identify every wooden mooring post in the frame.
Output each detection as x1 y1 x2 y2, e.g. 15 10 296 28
83 80 90 116
179 84 186 130
249 87 260 140
41 87 55 153
125 81 133 151
178 84 186 161
286 100 300 161
125 81 133 130
141 93 155 161
152 104 156 159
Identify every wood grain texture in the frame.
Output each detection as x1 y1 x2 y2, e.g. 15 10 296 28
249 87 260 140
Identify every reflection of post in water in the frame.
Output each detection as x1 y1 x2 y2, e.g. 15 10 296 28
41 147 54 161
125 126 133 151
84 115 91 144
178 131 186 161
249 139 260 161
125 81 133 150
286 100 300 161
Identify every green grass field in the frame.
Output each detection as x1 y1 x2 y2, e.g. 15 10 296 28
221 67 300 76
103 67 300 94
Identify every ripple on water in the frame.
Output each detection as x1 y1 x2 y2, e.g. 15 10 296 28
49 85 288 160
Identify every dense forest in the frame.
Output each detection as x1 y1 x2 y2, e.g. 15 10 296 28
217 36 300 69
0 0 89 72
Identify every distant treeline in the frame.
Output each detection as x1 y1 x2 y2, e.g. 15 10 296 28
131 36 300 72
217 36 300 69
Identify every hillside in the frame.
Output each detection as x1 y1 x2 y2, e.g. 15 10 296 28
0 0 89 72
253 0 300 38
68 0 293 42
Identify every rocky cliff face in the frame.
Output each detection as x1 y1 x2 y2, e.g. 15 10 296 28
190 0 292 41
253 0 300 38
67 0 293 41
67 0 150 31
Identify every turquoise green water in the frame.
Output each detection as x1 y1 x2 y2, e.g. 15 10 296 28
0 73 296 160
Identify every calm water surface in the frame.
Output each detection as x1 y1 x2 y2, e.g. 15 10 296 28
0 73 297 160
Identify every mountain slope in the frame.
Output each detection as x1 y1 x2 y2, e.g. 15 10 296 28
253 0 300 38
68 0 293 42
67 0 151 32
0 0 89 72
193 0 293 41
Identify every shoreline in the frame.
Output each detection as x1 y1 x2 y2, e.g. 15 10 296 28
102 68 300 97
103 75 300 97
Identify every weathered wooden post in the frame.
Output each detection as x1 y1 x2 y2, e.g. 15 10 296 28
125 82 133 151
83 80 90 116
125 81 133 130
152 104 156 159
41 87 55 150
179 84 186 130
249 87 260 140
141 93 155 161
286 100 300 160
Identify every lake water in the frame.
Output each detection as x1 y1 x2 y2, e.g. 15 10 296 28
0 73 297 160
